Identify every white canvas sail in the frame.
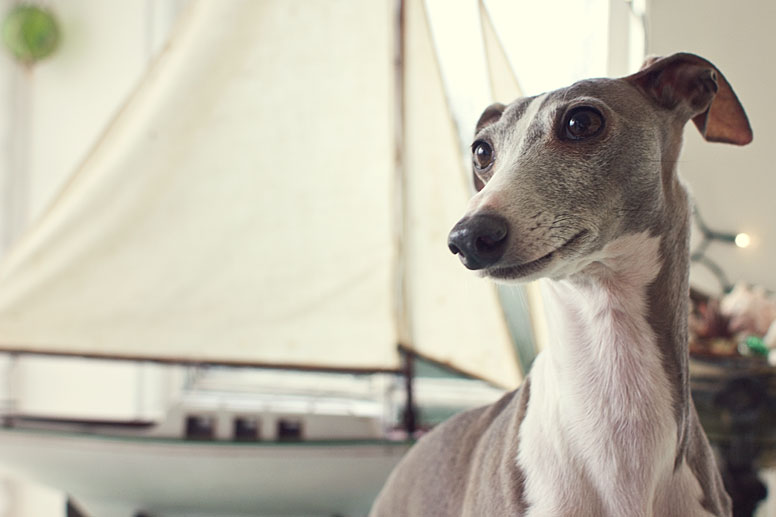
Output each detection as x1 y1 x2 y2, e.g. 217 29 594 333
0 0 525 388
401 0 522 385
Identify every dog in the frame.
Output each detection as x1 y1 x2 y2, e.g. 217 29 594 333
370 53 752 517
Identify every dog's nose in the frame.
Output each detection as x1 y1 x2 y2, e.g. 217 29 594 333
447 214 509 270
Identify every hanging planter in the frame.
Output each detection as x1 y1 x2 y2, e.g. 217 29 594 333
2 4 60 65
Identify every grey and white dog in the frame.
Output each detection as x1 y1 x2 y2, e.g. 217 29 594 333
371 53 752 517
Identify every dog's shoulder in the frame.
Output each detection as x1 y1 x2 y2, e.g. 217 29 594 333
370 378 532 517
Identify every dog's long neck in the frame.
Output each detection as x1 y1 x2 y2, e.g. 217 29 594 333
530 180 692 513
644 172 693 468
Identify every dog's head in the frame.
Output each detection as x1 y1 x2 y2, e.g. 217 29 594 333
447 52 752 282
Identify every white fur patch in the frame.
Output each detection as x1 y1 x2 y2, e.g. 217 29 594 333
511 93 550 156
517 232 712 516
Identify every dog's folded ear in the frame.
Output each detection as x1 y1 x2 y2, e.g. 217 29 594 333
476 103 505 133
626 53 752 145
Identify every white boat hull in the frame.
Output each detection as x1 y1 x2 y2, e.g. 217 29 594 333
0 428 409 516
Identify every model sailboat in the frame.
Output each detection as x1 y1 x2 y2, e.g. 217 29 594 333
0 0 549 515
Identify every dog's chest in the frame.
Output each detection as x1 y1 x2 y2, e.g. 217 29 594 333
518 354 714 516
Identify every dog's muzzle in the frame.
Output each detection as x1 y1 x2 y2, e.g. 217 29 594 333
447 213 509 270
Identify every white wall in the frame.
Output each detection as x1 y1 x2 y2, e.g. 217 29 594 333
647 0 776 294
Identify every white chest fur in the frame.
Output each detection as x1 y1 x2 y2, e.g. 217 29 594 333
517 233 710 517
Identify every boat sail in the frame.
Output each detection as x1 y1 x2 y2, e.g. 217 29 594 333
0 0 526 389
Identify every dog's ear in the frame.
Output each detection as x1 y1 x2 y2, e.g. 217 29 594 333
638 55 661 70
626 53 752 145
472 103 505 192
476 103 505 133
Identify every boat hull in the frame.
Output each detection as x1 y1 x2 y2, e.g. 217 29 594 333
0 428 410 516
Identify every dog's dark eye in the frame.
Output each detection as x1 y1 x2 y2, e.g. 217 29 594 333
472 141 494 170
563 107 604 140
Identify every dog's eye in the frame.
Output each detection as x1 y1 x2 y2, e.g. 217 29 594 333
472 141 494 170
563 107 604 140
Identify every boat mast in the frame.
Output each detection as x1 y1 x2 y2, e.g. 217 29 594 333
393 0 416 436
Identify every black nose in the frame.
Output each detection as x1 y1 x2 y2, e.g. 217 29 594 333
447 214 509 270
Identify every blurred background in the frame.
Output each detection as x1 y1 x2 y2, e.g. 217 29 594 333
0 0 773 516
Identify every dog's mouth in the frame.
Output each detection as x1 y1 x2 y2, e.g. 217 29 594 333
485 230 589 280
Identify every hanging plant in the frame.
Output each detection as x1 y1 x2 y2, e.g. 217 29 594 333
2 4 60 65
